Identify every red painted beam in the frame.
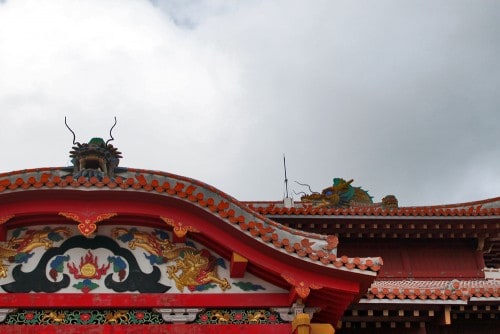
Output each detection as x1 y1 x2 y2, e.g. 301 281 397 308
0 324 292 334
0 293 290 308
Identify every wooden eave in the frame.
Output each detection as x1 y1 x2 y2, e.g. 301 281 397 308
266 215 500 240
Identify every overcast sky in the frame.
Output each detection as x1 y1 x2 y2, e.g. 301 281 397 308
1 0 499 207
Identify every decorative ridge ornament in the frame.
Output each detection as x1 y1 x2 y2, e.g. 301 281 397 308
297 177 398 209
65 117 123 180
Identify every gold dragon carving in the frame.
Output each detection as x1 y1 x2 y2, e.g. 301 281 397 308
166 250 231 292
112 227 231 292
111 227 192 261
0 227 71 278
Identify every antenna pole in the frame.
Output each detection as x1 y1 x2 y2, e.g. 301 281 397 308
283 154 289 198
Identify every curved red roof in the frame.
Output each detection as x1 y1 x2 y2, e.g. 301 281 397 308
0 167 384 325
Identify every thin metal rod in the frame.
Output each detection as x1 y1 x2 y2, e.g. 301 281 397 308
64 116 77 145
106 117 117 145
283 155 289 198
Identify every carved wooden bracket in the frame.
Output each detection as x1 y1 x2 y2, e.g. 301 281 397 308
59 212 117 237
282 273 323 300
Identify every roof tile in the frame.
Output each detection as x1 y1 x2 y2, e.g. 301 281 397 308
367 279 500 301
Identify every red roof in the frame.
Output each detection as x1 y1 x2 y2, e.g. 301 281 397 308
366 279 500 302
0 168 384 274
0 167 385 325
246 198 500 217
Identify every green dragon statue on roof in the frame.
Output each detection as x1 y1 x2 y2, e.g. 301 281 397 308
298 178 398 209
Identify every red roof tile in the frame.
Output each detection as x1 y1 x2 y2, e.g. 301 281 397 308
366 279 500 301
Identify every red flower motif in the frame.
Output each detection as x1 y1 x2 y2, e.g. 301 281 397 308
234 313 243 321
268 314 277 322
135 312 144 320
80 313 91 322
25 312 34 320
200 314 209 322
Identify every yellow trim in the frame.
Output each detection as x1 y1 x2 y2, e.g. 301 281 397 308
311 323 335 334
292 313 311 334
232 252 248 263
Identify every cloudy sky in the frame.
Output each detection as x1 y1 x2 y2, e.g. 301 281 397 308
1 0 499 207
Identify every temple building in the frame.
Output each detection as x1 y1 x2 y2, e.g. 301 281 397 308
0 127 498 333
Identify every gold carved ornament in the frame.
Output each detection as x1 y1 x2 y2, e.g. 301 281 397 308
59 212 117 237
111 227 231 292
0 227 71 279
166 250 231 292
161 217 199 238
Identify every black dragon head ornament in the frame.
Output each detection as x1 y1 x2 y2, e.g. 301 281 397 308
65 117 123 180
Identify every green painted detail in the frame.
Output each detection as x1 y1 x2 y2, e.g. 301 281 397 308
72 279 99 293
88 137 105 145
0 310 165 324
3 309 285 325
194 283 217 291
233 281 266 291
195 309 284 324
3 309 164 325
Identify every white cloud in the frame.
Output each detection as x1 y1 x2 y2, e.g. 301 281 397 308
0 0 243 174
1 0 499 206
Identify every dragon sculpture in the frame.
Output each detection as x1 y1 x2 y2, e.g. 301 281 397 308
166 249 231 292
299 178 398 209
112 228 194 264
299 178 373 208
112 228 231 292
0 227 71 278
65 117 123 180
